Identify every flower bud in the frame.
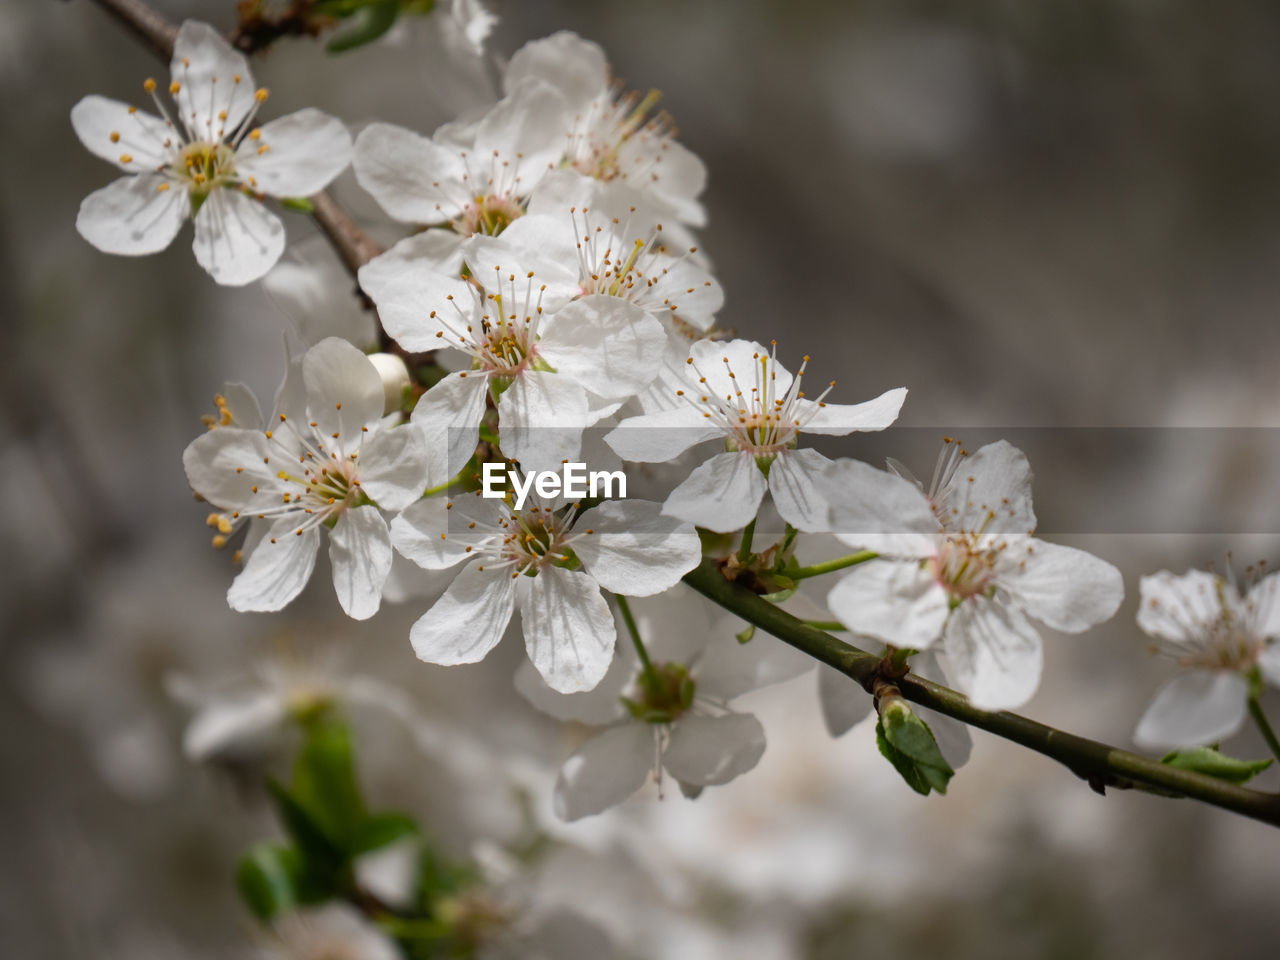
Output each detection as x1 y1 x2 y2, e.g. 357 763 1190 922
367 352 410 415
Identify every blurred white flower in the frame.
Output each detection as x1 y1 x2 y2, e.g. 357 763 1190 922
262 904 399 960
183 338 429 619
1133 566 1280 748
606 339 906 532
516 590 811 819
263 239 379 349
819 440 1124 709
392 492 701 693
504 31 709 227
72 21 351 285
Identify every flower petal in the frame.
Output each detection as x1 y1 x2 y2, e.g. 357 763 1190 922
604 406 721 463
663 713 766 786
391 493 505 570
353 122 468 222
183 693 287 762
696 628 813 702
182 426 278 512
513 654 631 726
795 386 907 436
462 232 579 308
191 187 285 285
356 425 430 511
817 666 874 738
77 174 188 255
662 451 768 533
171 21 257 139
538 297 667 400
999 538 1123 632
504 31 608 103
497 371 590 475
944 596 1043 710
553 723 654 821
1137 569 1228 648
768 448 837 533
817 457 940 556
409 371 489 487
947 440 1036 535
228 517 320 613
472 79 568 186
235 108 352 197
1134 670 1249 749
71 96 172 171
518 566 615 693
302 337 385 448
571 499 702 597
358 254 474 352
329 505 392 620
409 560 516 665
827 560 949 649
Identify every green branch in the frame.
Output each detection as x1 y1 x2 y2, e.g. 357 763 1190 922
1249 695 1280 765
683 558 1280 828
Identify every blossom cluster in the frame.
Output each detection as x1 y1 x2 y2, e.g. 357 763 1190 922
71 12 1280 924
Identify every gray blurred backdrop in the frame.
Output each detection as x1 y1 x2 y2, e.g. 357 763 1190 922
4 0 1280 957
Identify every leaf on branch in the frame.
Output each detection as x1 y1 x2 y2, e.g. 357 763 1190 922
1159 746 1274 784
325 0 401 53
875 698 954 796
236 844 306 921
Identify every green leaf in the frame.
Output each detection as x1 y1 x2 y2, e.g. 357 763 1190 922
266 779 347 879
735 624 756 644
236 844 304 921
354 812 420 855
759 585 796 602
326 0 400 53
875 699 954 796
292 714 366 852
1159 746 1274 784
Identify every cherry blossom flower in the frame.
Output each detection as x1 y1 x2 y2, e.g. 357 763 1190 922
503 31 709 227
605 339 907 533
362 231 666 478
262 904 399 960
1133 566 1280 749
818 440 1124 710
183 338 429 619
514 589 811 819
390 491 702 693
72 21 351 285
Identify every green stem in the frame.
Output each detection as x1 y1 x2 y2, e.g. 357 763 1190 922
789 550 879 581
737 517 757 564
1249 695 1280 765
683 559 1280 828
614 594 658 686
803 620 848 632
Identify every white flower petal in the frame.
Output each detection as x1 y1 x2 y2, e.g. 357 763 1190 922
518 566 615 693
353 123 468 222
302 337 385 447
183 693 287 761
171 21 256 139
391 494 504 570
619 135 707 227
795 386 907 436
182 426 277 512
662 451 768 533
571 499 702 597
76 174 188 255
356 425 430 511
948 440 1036 535
191 187 285 285
1257 642 1280 688
1136 569 1228 647
827 560 949 649
1134 670 1249 749
817 457 940 556
472 79 568 185
513 655 630 726
944 596 1043 710
504 31 608 104
235 108 352 197
409 371 489 487
553 723 654 821
539 297 667 400
604 406 721 463
71 96 171 171
410 560 516 665
663 713 766 786
999 538 1123 632
911 651 973 769
696 629 813 702
768 448 837 533
358 255 474 352
228 518 321 612
688 339 787 400
488 213 579 272
462 233 579 308
817 665 874 738
1249 572 1280 641
329 506 392 620
497 371 589 475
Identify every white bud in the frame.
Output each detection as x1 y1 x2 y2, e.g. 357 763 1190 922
367 352 411 415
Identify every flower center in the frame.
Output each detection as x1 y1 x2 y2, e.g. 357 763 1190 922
174 140 237 203
622 661 695 724
456 193 523 237
930 536 998 603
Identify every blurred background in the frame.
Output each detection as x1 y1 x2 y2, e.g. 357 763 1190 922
4 0 1280 956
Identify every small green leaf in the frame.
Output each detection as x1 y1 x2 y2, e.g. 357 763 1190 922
759 585 796 602
279 196 315 214
875 698 954 796
326 0 400 52
292 714 366 852
735 624 756 644
354 812 420 855
236 844 304 921
1160 746 1273 784
266 779 347 877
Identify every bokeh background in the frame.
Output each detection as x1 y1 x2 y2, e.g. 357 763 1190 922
4 0 1280 956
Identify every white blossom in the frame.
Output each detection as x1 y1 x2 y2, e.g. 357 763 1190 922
1133 566 1280 749
72 21 351 284
605 339 906 533
183 338 429 619
818 440 1124 710
391 491 702 693
261 904 399 960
